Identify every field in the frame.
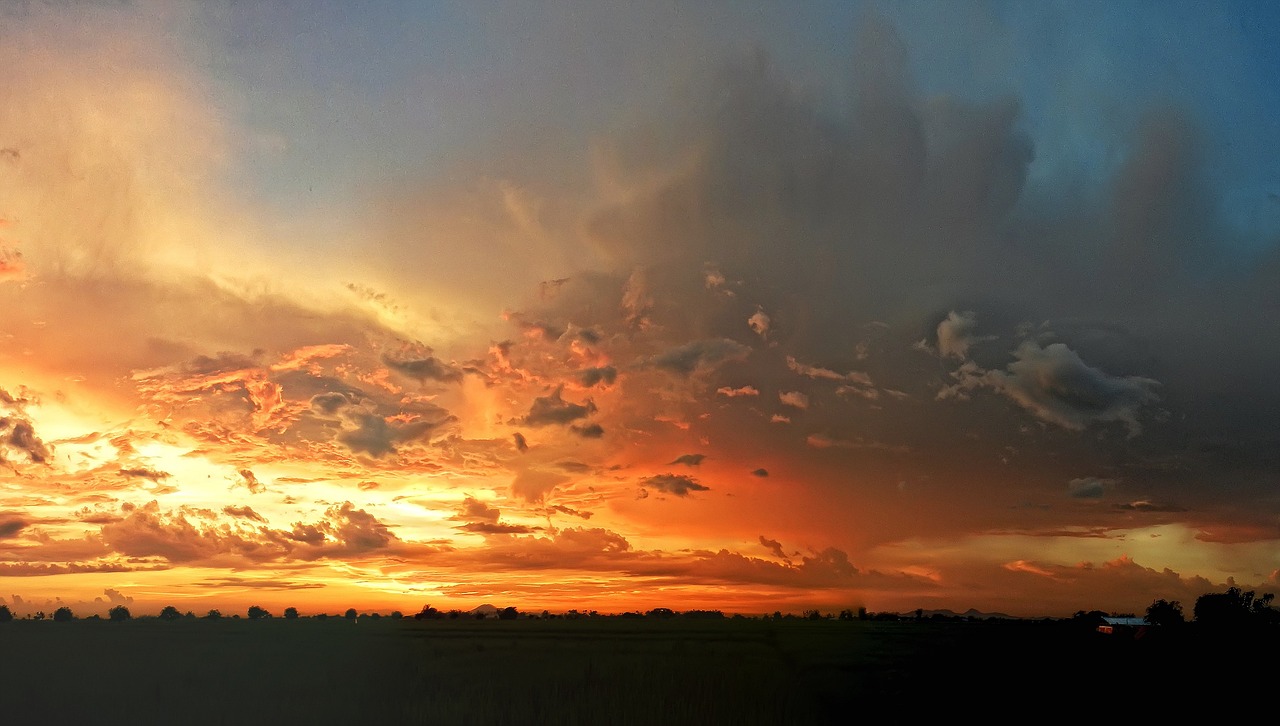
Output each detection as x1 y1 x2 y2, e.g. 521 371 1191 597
0 616 1257 723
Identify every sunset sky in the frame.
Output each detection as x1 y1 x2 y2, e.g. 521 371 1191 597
2 0 1278 620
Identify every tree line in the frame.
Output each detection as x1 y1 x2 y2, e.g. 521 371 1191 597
1 586 1274 627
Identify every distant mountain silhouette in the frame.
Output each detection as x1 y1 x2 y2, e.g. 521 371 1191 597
470 604 499 617
917 608 1017 620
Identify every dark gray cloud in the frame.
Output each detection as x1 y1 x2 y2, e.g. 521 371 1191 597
940 339 1161 437
670 454 705 466
758 535 787 560
222 505 266 523
642 474 709 497
459 521 538 535
309 391 354 416
548 504 593 520
182 351 261 376
381 352 463 383
1067 477 1114 500
0 513 28 538
644 339 751 376
576 365 617 387
571 423 604 438
0 391 50 467
513 432 529 452
119 467 170 481
336 411 443 458
521 387 596 426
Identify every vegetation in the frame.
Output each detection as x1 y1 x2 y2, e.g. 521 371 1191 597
1192 587 1278 627
0 587 1273 723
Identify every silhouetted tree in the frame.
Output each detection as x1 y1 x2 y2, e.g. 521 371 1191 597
647 607 676 619
247 605 271 620
390 610 403 619
803 609 822 621
205 609 222 620
344 608 358 620
414 605 443 620
0 604 12 622
108 605 131 621
284 607 299 619
53 606 74 622
1146 599 1185 627
498 606 519 620
838 609 855 621
1194 587 1277 627
34 611 45 620
158 605 182 621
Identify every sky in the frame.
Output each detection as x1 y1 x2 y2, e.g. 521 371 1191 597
1 0 1278 620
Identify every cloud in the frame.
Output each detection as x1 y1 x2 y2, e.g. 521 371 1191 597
236 469 265 494
513 432 529 452
102 501 287 563
758 535 788 560
751 468 769 477
459 521 538 535
222 505 266 523
456 496 500 523
336 411 444 458
1067 477 1116 499
670 454 705 466
621 268 653 330
571 423 605 438
576 365 618 387
779 391 809 410
0 562 149 577
381 352 463 384
934 310 989 359
310 502 397 554
511 468 571 503
0 513 28 538
99 499 399 565
641 474 709 497
716 385 759 397
785 357 876 398
548 504 593 520
644 339 750 376
0 390 50 467
747 307 771 339
997 341 1161 436
521 387 596 426
309 392 354 416
119 467 170 481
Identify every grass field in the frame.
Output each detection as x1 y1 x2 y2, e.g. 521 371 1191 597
0 616 1261 724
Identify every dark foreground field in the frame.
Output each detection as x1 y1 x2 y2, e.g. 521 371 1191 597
0 617 1263 724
